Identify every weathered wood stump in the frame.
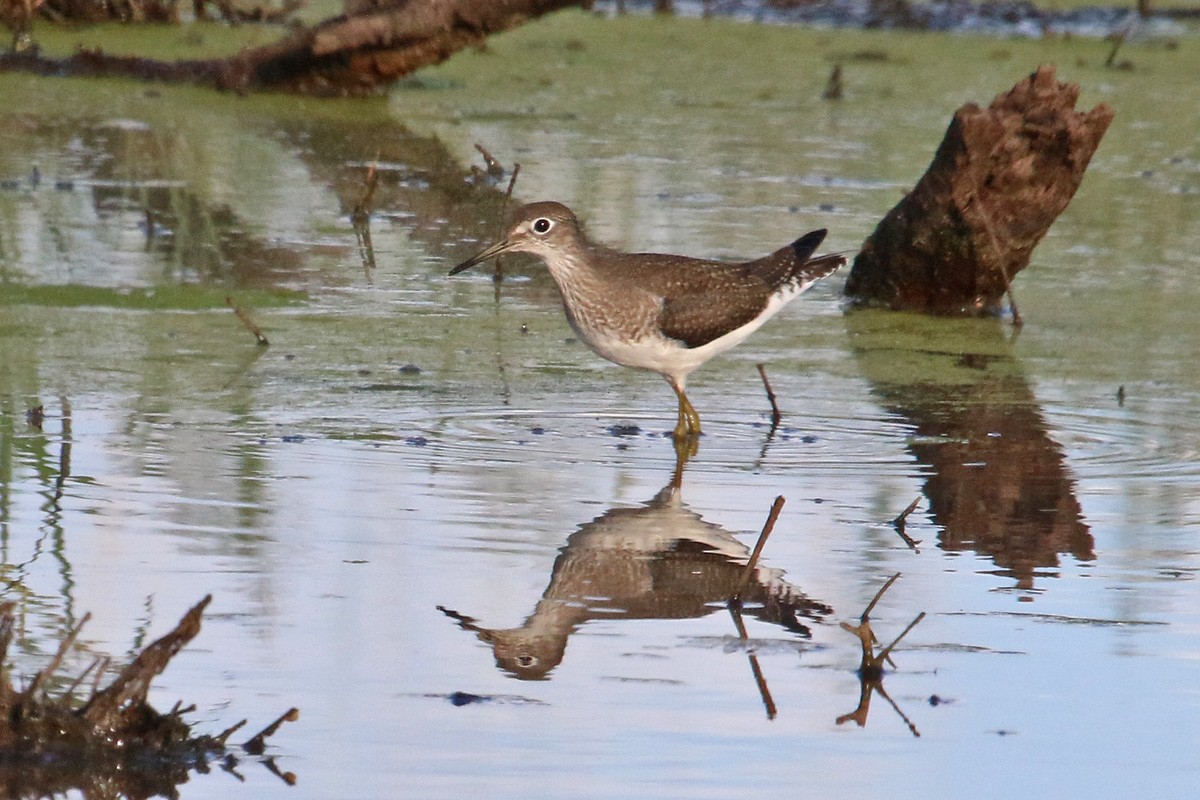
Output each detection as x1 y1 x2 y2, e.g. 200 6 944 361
844 65 1114 315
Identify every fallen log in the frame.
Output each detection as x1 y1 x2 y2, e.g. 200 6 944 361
0 0 586 95
844 65 1114 315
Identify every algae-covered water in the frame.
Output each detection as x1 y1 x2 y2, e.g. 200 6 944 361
2 10 1199 799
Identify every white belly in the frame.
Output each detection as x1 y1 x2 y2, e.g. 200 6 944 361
568 301 779 386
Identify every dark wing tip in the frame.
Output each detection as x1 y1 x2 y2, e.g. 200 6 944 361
790 229 828 264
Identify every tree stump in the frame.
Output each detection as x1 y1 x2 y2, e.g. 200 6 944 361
843 65 1114 315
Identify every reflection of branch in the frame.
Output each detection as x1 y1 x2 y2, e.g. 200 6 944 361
353 214 376 275
351 160 380 275
727 603 776 720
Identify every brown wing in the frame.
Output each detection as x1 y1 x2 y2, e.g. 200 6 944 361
659 229 842 348
588 231 841 349
657 276 775 348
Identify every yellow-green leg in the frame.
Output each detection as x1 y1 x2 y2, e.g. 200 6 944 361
669 379 702 441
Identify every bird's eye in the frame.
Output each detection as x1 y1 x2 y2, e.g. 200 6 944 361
531 218 554 235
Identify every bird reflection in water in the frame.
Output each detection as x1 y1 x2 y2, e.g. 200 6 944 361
439 444 831 681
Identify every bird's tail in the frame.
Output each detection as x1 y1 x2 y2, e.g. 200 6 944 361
745 229 848 291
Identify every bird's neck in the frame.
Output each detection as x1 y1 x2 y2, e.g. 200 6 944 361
539 241 601 287
539 242 611 310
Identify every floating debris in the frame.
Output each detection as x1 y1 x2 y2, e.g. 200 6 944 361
25 404 44 429
606 423 641 438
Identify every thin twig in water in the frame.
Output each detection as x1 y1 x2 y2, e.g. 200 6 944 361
976 205 1023 327
87 655 110 702
861 571 901 622
873 679 921 737
352 159 379 222
60 655 104 706
1104 27 1127 68
354 214 377 274
891 496 922 551
822 64 843 100
1005 279 1023 327
474 143 505 179
503 163 520 209
494 162 521 283
756 363 782 426
733 495 785 601
226 296 270 347
876 611 926 664
215 718 248 746
26 612 91 701
243 707 300 755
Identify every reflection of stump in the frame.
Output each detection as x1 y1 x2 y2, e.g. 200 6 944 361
844 65 1114 314
848 313 1094 589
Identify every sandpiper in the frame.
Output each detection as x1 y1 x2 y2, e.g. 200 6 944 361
451 201 844 441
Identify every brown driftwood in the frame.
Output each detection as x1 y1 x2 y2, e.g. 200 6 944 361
0 0 585 95
844 65 1114 315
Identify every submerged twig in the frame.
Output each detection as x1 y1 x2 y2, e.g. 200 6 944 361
755 363 782 427
354 212 377 274
732 495 785 601
226 296 270 347
262 756 299 787
840 573 923 676
87 655 111 703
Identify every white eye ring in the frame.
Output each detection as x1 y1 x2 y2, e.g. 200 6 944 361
531 217 555 235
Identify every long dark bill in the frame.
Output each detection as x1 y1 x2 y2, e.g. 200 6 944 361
449 239 517 276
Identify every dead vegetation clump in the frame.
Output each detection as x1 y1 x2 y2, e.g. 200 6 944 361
0 595 297 798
